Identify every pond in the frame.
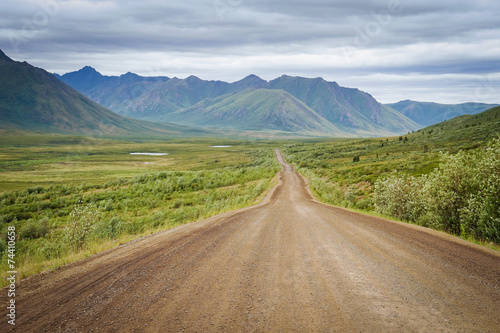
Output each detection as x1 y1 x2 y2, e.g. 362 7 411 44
130 153 168 156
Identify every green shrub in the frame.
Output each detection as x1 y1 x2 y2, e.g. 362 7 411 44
39 238 67 259
63 202 102 250
19 218 49 240
374 138 500 243
374 173 427 222
27 186 44 194
94 216 124 240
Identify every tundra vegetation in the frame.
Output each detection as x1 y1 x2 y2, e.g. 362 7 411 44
282 107 500 247
1 107 499 286
0 136 280 286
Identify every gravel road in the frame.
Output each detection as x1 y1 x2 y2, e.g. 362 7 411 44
1 149 499 332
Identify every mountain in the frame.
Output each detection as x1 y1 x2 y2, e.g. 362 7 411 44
57 67 419 137
230 74 268 91
56 67 170 114
0 49 14 63
114 75 237 118
54 66 108 92
267 75 418 136
165 88 350 136
0 50 208 137
387 100 499 127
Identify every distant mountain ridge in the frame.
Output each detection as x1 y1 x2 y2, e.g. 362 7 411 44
265 75 417 136
54 67 171 113
0 50 209 137
387 100 499 127
58 67 420 137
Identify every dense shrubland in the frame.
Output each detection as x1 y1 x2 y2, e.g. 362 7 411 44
0 148 280 284
375 138 500 243
283 135 500 246
284 138 441 210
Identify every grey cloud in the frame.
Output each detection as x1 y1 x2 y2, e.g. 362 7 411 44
0 0 499 103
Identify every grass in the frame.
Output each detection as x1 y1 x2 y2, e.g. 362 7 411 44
0 135 276 191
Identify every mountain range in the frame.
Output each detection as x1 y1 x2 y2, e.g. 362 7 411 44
0 50 208 137
56 67 420 137
1 48 497 138
57 66 498 137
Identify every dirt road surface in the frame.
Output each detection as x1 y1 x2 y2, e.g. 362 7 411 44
2 150 499 332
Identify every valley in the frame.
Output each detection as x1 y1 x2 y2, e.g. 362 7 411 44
0 48 499 332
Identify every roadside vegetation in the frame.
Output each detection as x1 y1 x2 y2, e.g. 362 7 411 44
283 106 500 247
374 139 499 243
0 136 280 286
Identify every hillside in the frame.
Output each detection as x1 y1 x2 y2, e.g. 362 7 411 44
387 100 498 127
165 89 350 136
113 76 234 118
410 105 500 148
0 50 207 137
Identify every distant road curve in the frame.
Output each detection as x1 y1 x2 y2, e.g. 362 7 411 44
1 149 499 332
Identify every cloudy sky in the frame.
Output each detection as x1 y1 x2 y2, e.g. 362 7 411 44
1 0 499 103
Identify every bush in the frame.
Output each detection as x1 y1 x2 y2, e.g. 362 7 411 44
63 202 102 250
374 138 500 243
374 173 426 222
27 186 44 194
421 151 478 234
39 238 67 259
459 140 500 242
94 216 124 239
19 218 49 240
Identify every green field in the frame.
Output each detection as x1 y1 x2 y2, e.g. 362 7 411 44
0 134 274 190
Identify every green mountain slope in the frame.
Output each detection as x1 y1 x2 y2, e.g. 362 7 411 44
164 89 350 136
410 105 500 147
0 50 207 137
387 100 498 127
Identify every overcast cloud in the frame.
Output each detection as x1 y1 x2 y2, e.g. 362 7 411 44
1 0 499 103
